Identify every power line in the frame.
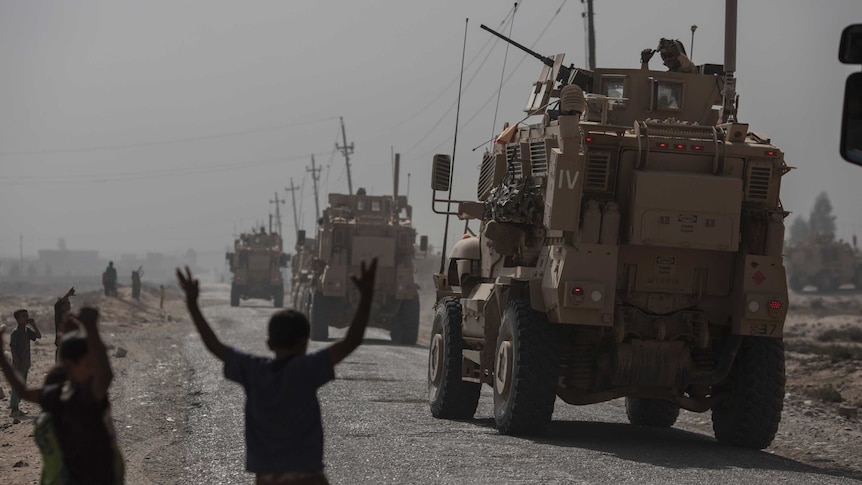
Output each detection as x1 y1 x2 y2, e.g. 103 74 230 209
402 1 566 156
0 150 334 185
1 116 340 156
410 0 569 159
385 5 518 130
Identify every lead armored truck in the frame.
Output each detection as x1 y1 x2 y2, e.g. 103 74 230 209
428 9 790 449
226 229 289 308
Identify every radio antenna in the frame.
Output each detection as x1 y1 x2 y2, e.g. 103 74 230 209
440 18 469 274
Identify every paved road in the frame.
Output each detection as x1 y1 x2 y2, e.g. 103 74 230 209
174 284 857 484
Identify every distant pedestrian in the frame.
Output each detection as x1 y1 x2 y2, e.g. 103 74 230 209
8 309 42 417
0 307 125 484
176 258 378 485
131 266 143 300
104 261 118 297
54 287 76 362
159 285 165 309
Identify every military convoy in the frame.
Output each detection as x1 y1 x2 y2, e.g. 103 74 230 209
427 4 790 449
226 228 289 308
290 155 426 344
786 235 862 292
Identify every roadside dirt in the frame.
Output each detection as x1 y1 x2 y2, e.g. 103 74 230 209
0 283 191 485
1 283 862 483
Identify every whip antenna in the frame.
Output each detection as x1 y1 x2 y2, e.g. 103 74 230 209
440 18 469 274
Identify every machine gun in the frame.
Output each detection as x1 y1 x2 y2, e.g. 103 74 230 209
480 24 593 92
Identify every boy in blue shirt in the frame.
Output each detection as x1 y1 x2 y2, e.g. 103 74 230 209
8 309 42 417
176 258 377 485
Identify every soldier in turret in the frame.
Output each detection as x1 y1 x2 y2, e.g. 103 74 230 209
641 38 696 73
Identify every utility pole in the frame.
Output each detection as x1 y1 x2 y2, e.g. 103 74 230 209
307 155 322 222
269 192 285 235
335 116 355 195
19 234 23 279
284 178 300 234
584 0 596 70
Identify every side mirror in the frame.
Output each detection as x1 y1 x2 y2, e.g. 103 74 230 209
420 235 429 252
840 25 862 166
431 154 452 192
841 72 862 165
839 24 862 64
296 230 306 247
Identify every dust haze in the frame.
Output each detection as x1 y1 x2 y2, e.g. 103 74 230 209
1 0 860 277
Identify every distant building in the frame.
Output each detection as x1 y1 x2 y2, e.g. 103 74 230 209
37 249 101 277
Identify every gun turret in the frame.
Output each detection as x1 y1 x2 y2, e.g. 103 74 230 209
480 24 592 92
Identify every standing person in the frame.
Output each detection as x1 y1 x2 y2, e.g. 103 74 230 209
131 267 143 300
0 307 125 484
159 285 165 309
8 309 42 417
176 258 377 485
105 261 118 297
54 287 75 362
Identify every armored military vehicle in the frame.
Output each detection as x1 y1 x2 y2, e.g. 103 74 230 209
292 186 423 344
428 2 790 449
786 235 862 292
226 228 289 307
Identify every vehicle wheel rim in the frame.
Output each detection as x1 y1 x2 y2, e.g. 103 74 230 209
429 333 444 385
495 340 513 396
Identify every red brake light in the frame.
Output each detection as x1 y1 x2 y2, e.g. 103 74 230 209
585 136 594 143
692 145 704 151
675 143 685 150
765 150 777 156
656 142 668 149
572 287 584 297
768 300 782 310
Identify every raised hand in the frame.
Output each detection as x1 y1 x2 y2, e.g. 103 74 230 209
176 266 200 304
640 48 655 64
65 287 76 298
350 258 378 297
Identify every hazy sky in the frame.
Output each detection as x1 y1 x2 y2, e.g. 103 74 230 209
1 0 860 260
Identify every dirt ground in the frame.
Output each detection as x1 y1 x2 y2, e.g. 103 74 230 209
0 283 189 484
1 282 862 483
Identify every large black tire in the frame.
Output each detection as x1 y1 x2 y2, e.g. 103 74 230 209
493 299 559 435
625 397 681 428
788 274 805 293
391 298 420 345
428 297 481 419
230 283 240 307
711 336 785 449
273 284 284 308
309 292 330 341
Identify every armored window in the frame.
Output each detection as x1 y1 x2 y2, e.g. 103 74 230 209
371 200 381 212
655 81 683 110
602 78 625 98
